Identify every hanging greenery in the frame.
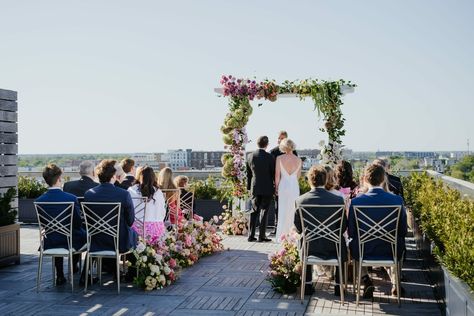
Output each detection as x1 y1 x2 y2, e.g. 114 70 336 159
219 75 355 197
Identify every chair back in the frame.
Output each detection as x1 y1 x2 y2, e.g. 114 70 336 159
161 189 181 224
34 202 75 251
81 202 121 253
352 205 402 262
179 188 194 220
131 197 148 238
297 204 346 260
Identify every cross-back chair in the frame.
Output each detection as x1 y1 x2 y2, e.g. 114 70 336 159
81 202 128 294
35 202 86 293
352 205 402 307
297 204 347 303
131 197 148 239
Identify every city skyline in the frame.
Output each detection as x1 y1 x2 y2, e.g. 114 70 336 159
1 1 473 154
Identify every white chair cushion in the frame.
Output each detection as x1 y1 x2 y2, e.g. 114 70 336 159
43 248 76 255
89 250 117 257
307 256 339 265
362 259 395 266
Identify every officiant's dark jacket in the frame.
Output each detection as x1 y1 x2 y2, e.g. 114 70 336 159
294 188 347 261
84 183 137 253
387 173 404 199
270 146 297 158
63 176 99 198
246 149 275 196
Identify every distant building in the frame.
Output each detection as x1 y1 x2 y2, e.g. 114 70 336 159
190 151 225 169
132 153 164 170
376 151 437 159
168 149 192 170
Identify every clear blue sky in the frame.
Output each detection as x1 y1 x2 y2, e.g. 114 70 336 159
1 0 473 154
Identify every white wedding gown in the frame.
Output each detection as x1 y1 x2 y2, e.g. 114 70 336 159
275 159 301 242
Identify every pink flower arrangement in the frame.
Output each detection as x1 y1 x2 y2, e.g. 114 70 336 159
267 232 302 294
219 205 248 235
131 218 224 291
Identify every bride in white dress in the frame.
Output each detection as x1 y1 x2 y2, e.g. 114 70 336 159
275 138 301 242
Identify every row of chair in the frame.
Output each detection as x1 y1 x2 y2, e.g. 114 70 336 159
34 189 195 294
296 204 403 306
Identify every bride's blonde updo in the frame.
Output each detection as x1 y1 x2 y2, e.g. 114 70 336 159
279 138 296 154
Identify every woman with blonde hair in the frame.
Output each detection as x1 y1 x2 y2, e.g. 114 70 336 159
275 138 301 241
158 167 181 223
324 165 344 198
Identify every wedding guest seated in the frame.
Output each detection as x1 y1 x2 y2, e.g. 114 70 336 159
84 159 137 277
158 167 181 224
174 175 202 221
63 160 99 198
294 165 346 296
348 164 407 298
335 160 358 199
323 165 345 198
114 164 127 189
36 164 86 285
373 158 404 199
128 166 166 240
119 158 136 190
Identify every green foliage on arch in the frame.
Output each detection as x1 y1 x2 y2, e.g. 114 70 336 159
218 75 356 197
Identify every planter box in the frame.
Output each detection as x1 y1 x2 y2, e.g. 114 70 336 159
0 223 20 266
443 266 474 316
18 199 37 223
194 199 227 221
194 199 276 227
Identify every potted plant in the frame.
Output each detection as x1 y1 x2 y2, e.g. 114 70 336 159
18 176 47 223
0 187 20 266
191 176 228 221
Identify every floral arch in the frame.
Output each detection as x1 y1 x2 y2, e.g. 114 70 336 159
215 75 356 198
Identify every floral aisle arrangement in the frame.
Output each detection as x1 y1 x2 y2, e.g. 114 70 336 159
267 233 302 294
219 75 356 196
131 218 223 291
133 239 177 291
217 205 248 235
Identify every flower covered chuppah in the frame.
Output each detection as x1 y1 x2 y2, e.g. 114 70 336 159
217 75 355 198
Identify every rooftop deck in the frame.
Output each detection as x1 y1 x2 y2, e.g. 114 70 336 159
0 226 442 315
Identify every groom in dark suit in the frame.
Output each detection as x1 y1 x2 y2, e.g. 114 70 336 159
246 136 275 242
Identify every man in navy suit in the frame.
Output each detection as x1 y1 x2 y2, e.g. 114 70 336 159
63 160 99 197
294 165 346 296
83 159 137 277
348 164 407 298
36 164 86 285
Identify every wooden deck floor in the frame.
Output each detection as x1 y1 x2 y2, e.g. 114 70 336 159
0 226 442 315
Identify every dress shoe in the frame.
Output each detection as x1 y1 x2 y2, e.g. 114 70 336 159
258 238 272 242
304 285 314 295
55 276 67 286
248 237 257 242
361 276 374 299
391 286 405 297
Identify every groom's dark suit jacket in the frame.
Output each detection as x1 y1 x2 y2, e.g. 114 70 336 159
246 149 275 196
294 188 347 261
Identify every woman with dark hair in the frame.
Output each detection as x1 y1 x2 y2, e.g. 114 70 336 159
128 166 166 240
335 160 358 199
